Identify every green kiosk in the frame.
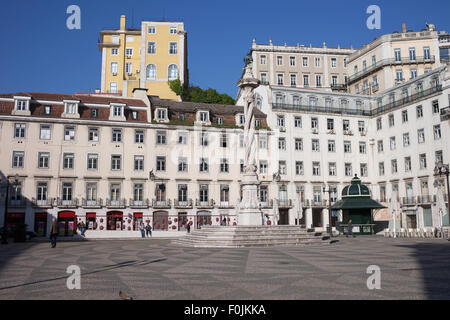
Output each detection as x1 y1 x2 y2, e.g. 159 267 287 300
331 175 386 235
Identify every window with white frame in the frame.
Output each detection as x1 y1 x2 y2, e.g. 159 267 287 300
259 160 268 174
111 62 118 75
296 161 304 175
40 124 51 140
38 152 50 169
64 126 75 141
63 153 74 169
345 163 353 176
148 26 156 34
88 127 99 142
148 42 156 54
12 151 24 168
434 125 441 140
329 162 336 176
295 138 303 151
260 55 266 65
156 156 166 171
418 129 425 143
111 155 122 171
199 158 208 172
134 155 144 171
156 108 167 121
169 42 178 54
312 162 320 176
419 154 427 169
156 130 167 145
294 116 302 128
112 128 122 142
170 26 177 34
125 48 133 57
178 157 188 172
168 64 179 80
135 130 144 143
87 153 98 170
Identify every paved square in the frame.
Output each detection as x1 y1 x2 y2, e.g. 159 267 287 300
0 237 449 300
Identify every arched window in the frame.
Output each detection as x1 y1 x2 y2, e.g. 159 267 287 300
146 64 156 80
168 64 179 80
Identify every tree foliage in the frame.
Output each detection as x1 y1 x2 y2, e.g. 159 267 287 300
169 79 235 105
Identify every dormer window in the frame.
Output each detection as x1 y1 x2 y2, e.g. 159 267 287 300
131 111 138 120
62 100 80 118
109 103 126 121
13 96 31 115
155 108 168 122
199 111 209 122
44 105 52 115
91 109 98 118
237 114 245 125
216 117 223 125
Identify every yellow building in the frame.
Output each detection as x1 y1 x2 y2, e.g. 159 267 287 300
98 15 188 100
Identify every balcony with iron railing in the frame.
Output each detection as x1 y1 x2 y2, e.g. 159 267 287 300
152 199 171 209
129 198 150 208
311 199 328 207
441 107 450 121
348 56 435 84
196 199 215 209
106 198 126 208
56 197 79 208
174 199 193 209
272 102 373 117
417 195 433 204
218 201 235 209
82 198 103 208
276 199 293 208
32 198 54 208
7 198 27 208
402 197 417 206
259 200 273 209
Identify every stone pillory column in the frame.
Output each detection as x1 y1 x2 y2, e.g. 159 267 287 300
237 54 262 226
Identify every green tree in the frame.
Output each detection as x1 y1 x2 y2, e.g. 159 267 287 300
169 80 235 105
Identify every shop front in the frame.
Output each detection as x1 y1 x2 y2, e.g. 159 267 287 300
86 212 97 230
133 212 143 230
196 211 212 229
178 212 187 231
107 211 124 230
58 211 76 236
5 212 25 227
34 212 48 236
153 211 168 231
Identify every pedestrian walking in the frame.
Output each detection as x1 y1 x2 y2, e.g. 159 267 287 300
49 217 58 248
186 222 191 234
346 219 356 238
222 217 227 226
145 222 152 237
139 221 145 238
80 221 86 236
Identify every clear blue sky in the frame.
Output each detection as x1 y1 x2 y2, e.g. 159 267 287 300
0 0 449 99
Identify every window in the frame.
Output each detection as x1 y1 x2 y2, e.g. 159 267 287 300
418 129 425 144
112 129 122 142
38 152 50 169
200 132 208 146
290 56 296 66
435 150 443 164
178 132 187 145
419 154 427 169
170 26 177 34
415 105 423 118
156 130 167 145
316 75 322 87
125 62 133 75
259 160 268 174
133 184 144 202
40 124 51 140
390 137 396 150
394 49 401 62
199 185 209 202
85 182 97 203
359 142 366 154
278 138 286 150
111 155 121 171
388 114 395 127
220 159 229 173
302 57 308 67
87 153 98 170
259 135 267 149
215 116 223 125
199 158 208 172
178 157 188 172
146 64 156 80
220 133 228 148
295 161 304 175
315 57 321 67
329 162 337 176
111 48 118 55
358 121 365 133
331 58 337 68
135 130 144 143
295 138 303 151
260 55 266 65
332 76 338 86
110 184 121 202
294 116 302 128
312 162 320 176
434 125 441 140
62 182 73 202
405 157 412 172
391 159 398 174
148 42 156 54
411 69 417 79
156 156 166 171
277 56 283 65
432 100 440 114
327 119 335 131
178 184 188 202
260 73 267 84
328 140 336 152
403 133 410 147
290 74 297 86
44 105 52 115
312 139 320 152
148 26 156 33
111 62 118 75
134 155 144 171
360 163 368 177
409 47 416 61
240 160 244 173
376 118 382 130
198 111 209 122
311 117 318 129
396 70 403 82
279 161 287 175
424 47 431 60
168 64 178 80
379 162 385 176
156 108 167 121
343 119 350 131
169 42 178 54
344 141 352 153
377 140 384 153
14 123 26 138
91 109 98 118
64 126 75 141
277 115 285 128
303 74 309 87
402 110 408 123
277 74 284 85
37 182 48 202
16 100 28 111
63 153 74 169
88 127 99 142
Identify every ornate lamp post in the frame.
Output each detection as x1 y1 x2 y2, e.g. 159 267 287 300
434 162 450 237
2 174 19 244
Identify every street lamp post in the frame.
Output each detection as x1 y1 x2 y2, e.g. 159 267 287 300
2 175 19 245
434 162 450 238
323 185 333 237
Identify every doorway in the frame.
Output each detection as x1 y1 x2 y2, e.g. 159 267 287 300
278 209 289 225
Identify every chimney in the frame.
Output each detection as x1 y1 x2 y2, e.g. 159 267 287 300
120 15 126 31
402 22 406 33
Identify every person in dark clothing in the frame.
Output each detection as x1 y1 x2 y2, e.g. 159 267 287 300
347 219 356 238
186 222 191 233
139 222 145 238
49 217 58 248
145 223 152 237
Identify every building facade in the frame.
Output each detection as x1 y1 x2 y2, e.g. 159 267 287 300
99 15 188 100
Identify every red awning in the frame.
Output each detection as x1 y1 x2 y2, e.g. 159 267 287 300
107 211 123 218
58 211 75 218
134 213 143 218
86 213 96 218
35 213 48 218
